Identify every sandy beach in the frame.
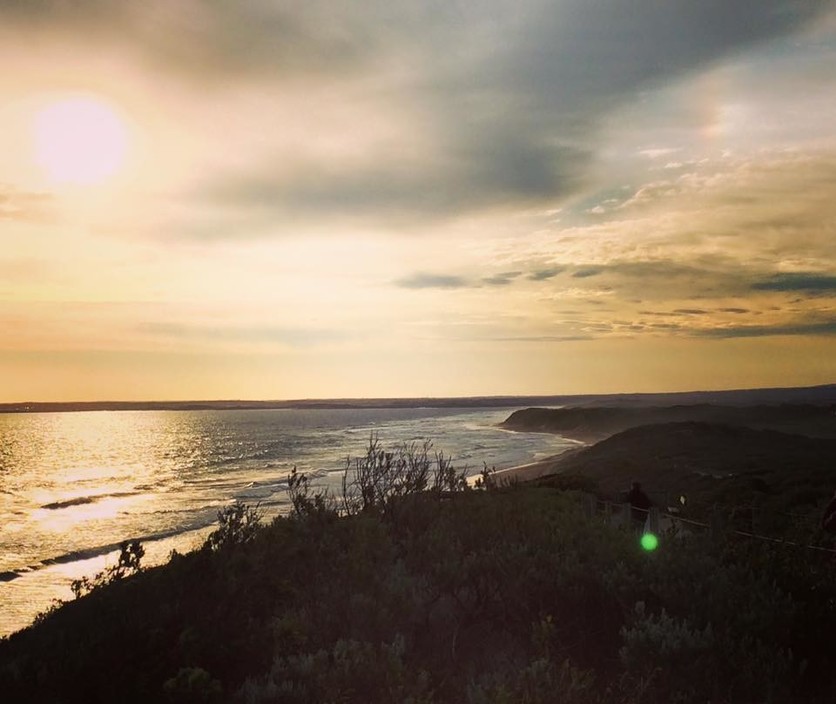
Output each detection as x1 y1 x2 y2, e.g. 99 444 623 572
487 444 587 485
489 460 557 484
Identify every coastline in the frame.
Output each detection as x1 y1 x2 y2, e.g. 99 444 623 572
489 445 586 485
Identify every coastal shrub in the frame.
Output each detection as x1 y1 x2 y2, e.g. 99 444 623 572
163 667 223 703
286 467 337 521
617 528 836 703
341 435 469 518
618 602 714 702
467 658 595 704
204 501 263 551
30 599 64 626
70 539 145 598
237 636 435 704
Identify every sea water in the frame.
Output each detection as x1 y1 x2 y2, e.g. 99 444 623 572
0 406 571 636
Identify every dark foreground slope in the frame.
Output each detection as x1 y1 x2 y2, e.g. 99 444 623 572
501 403 836 442
2 484 836 704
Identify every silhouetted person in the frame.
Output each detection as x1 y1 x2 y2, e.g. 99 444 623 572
627 481 653 530
821 490 836 534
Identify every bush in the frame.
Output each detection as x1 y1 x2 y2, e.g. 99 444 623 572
467 658 594 704
71 540 145 598
618 601 714 702
287 467 337 521
237 637 434 704
204 502 263 551
341 435 468 518
163 667 223 703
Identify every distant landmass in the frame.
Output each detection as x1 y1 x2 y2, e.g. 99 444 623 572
3 382 836 414
501 400 836 442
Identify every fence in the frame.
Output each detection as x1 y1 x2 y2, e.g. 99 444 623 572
581 494 836 556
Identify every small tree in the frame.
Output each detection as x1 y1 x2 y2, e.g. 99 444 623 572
71 540 145 598
204 501 263 552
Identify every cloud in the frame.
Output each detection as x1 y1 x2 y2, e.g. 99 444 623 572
695 320 836 339
751 273 836 293
139 321 347 348
394 273 469 290
528 267 564 281
85 0 825 232
520 248 825 304
198 141 588 228
481 335 594 343
513 151 836 308
482 272 522 287
394 270 526 290
572 267 605 279
0 186 52 221
0 1 377 81
6 1 823 85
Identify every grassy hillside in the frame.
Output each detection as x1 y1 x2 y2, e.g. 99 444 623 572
517 421 836 542
536 419 835 487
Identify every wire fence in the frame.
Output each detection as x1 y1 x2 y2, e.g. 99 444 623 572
642 490 811 520
586 496 836 556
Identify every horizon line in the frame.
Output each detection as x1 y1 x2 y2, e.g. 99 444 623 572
2 382 835 412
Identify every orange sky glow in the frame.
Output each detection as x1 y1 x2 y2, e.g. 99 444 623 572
2 2 835 401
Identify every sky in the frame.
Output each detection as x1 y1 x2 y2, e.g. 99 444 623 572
1 0 835 401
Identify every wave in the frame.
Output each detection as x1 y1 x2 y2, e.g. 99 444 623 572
134 481 172 492
179 465 328 500
40 491 142 510
23 523 214 577
204 438 300 467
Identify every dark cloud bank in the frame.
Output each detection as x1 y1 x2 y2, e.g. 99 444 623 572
6 0 826 226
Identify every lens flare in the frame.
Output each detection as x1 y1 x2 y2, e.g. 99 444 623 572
640 533 659 551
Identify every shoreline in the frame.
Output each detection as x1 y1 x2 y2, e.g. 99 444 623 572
489 445 586 484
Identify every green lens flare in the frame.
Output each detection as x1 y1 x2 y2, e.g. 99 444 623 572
640 533 659 551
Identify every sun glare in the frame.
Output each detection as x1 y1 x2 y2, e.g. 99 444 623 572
33 96 128 185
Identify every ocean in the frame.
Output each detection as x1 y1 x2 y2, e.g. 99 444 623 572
0 406 572 636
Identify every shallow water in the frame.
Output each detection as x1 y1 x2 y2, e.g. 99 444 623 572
0 406 570 636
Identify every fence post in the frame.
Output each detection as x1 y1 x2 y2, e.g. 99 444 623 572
648 507 660 534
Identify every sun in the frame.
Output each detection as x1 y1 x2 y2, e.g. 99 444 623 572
33 95 129 186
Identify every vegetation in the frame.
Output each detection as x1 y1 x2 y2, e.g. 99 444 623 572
2 438 835 703
205 502 264 553
70 539 146 599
